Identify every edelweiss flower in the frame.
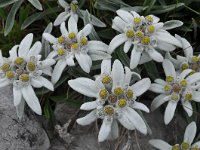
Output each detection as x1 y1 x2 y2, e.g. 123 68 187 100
166 34 200 74
54 0 78 26
149 121 200 150
0 33 55 115
109 9 183 69
68 59 151 142
150 59 200 124
43 17 111 84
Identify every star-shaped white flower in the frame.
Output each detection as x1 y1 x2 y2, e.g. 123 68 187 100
43 17 111 84
108 9 183 69
54 0 78 26
149 121 200 150
0 33 55 115
68 59 151 142
166 34 200 74
150 59 200 124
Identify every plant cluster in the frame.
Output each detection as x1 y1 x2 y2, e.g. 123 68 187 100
0 0 200 149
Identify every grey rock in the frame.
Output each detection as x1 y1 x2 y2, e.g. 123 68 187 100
0 86 50 150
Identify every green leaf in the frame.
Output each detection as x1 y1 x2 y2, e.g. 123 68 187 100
94 0 129 12
116 46 130 67
144 61 160 80
21 7 61 29
79 10 106 27
43 99 55 125
0 0 17 8
4 0 23 36
151 3 184 14
162 20 183 30
192 18 197 40
90 14 106 27
98 28 115 40
21 13 41 29
42 22 53 59
121 6 147 13
83 10 101 40
143 0 156 15
28 0 43 11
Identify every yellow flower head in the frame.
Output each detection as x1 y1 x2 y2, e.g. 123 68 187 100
118 98 127 108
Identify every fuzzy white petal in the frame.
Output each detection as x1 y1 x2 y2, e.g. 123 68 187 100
147 49 163 62
81 24 92 36
124 67 132 85
18 33 33 57
9 45 18 60
31 78 43 88
87 41 108 52
40 59 56 68
112 16 126 32
38 76 54 91
118 113 135 130
116 9 133 23
186 73 200 85
131 78 151 96
184 121 196 144
60 22 68 35
101 59 111 75
68 78 99 97
75 53 92 73
151 94 169 111
149 139 172 150
68 16 78 33
182 101 193 117
108 34 127 54
58 0 69 8
88 50 111 61
125 107 147 134
175 34 193 58
156 41 176 51
13 87 22 106
51 59 67 84
66 55 75 66
130 47 141 69
111 59 124 88
124 41 132 53
21 85 42 115
139 52 152 64
156 32 182 47
179 69 192 80
162 59 176 78
43 33 57 44
28 41 42 57
154 79 166 85
80 101 99 110
98 118 112 142
164 101 177 124
109 120 119 140
192 91 200 102
54 12 70 26
165 52 181 69
132 101 149 113
76 110 97 125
